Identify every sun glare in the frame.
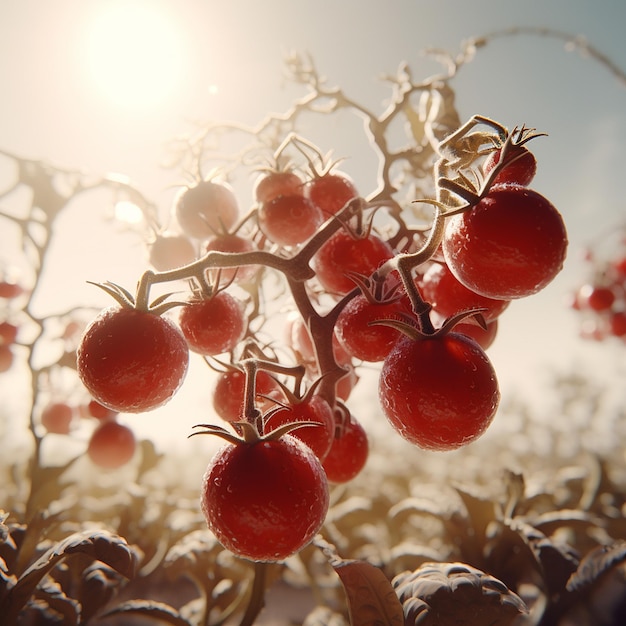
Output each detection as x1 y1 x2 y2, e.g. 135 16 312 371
85 2 185 110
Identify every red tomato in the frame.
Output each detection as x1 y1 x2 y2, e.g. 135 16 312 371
419 262 509 323
77 307 189 413
335 294 411 362
379 333 500 450
200 435 329 561
322 412 368 483
253 170 304 204
175 180 239 240
0 345 14 373
576 284 616 312
453 318 499 350
87 398 119 421
0 281 24 299
212 369 282 422
179 292 246 356
312 230 394 295
148 232 196 271
304 172 358 216
41 402 74 435
483 144 537 187
0 322 18 346
442 184 567 299
205 233 258 282
258 194 324 246
265 395 335 460
87 420 136 469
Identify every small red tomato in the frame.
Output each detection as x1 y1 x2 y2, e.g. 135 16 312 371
335 294 411 362
379 333 500 450
483 144 537 187
148 232 196 271
304 172 359 216
265 395 335 460
442 184 567 299
0 281 24 299
175 180 239 240
0 345 14 373
87 420 136 469
41 402 74 435
576 284 616 312
258 194 324 246
179 292 246 355
312 230 394 295
453 318 499 350
212 369 282 422
77 307 189 413
253 170 304 204
322 412 368 483
205 233 258 282
0 321 18 346
87 398 119 421
420 262 509 323
201 435 329 562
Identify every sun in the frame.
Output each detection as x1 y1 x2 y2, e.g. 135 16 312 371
84 2 185 110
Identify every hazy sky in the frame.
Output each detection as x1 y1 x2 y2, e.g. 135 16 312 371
2 0 626 448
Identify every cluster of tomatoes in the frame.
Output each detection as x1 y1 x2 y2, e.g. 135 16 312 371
570 233 626 341
71 120 567 563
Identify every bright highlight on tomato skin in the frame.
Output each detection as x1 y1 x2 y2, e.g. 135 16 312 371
379 333 500 451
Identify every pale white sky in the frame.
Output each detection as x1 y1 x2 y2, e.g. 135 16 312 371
1 0 626 451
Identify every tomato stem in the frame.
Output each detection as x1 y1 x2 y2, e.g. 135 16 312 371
238 561 269 626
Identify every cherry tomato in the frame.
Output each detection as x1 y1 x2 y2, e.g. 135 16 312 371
258 194 323 246
483 144 537 186
0 321 18 346
419 262 509 322
87 398 119 421
205 233 258 282
175 180 239 240
200 435 329 561
148 232 196 271
212 369 282 422
335 294 411 362
312 230 394 295
179 292 246 356
442 184 567 299
322 411 368 483
304 172 358 216
0 345 14 373
265 395 335 460
576 284 616 312
379 333 500 450
87 420 136 469
41 401 74 435
254 170 304 204
77 307 189 413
